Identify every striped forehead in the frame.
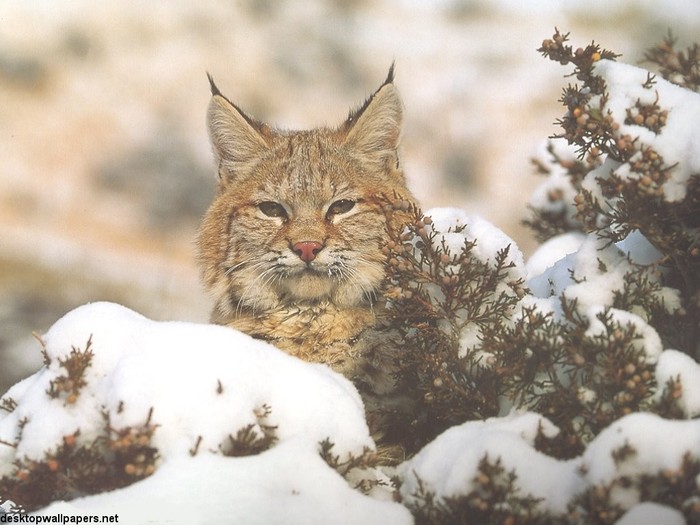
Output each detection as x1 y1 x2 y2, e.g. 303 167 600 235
269 134 349 200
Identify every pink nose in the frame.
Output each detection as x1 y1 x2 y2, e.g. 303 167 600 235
293 241 323 262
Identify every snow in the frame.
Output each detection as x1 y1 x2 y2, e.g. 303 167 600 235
615 229 663 266
399 412 580 515
615 502 686 525
399 410 700 519
584 306 663 364
36 441 411 525
655 349 700 417
0 302 411 524
524 225 679 378
424 208 525 276
2 302 372 464
581 413 700 508
525 231 585 279
589 60 700 202
528 234 681 320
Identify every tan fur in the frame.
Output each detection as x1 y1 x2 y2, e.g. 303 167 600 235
197 69 415 456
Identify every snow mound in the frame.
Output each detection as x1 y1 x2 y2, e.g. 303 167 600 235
36 441 411 525
614 502 686 525
525 231 585 279
655 349 700 418
424 207 525 277
581 413 700 510
399 412 579 515
0 302 411 523
399 411 700 520
590 60 700 202
528 234 679 317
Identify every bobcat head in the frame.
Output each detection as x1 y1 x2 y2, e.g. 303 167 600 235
197 66 414 323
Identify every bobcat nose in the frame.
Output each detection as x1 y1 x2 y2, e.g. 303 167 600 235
293 241 323 263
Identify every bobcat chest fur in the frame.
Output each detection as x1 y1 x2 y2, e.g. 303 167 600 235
197 67 414 391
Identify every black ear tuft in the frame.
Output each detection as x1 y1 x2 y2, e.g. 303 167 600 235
345 63 398 126
207 72 221 97
384 62 396 86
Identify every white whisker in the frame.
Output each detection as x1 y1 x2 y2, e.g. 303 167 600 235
231 259 279 316
332 254 380 306
225 260 250 276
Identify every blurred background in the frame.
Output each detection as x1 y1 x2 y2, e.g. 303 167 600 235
2 0 699 392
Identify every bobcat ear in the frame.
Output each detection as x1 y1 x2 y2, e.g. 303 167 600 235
206 73 270 183
343 64 402 165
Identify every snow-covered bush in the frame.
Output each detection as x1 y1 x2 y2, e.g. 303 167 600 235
0 302 411 522
2 30 700 524
378 30 700 523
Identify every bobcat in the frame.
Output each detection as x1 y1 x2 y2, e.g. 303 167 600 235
197 67 415 455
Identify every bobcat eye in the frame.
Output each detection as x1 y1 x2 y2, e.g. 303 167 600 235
257 201 287 219
326 199 356 219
